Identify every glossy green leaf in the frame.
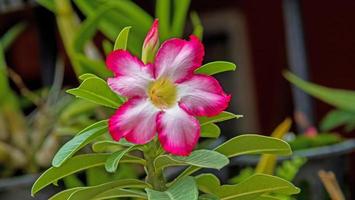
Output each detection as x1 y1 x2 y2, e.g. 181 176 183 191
49 188 82 200
154 150 229 170
198 194 220 200
79 73 99 81
196 173 299 200
257 195 283 200
67 77 124 108
156 0 171 41
86 167 113 186
198 111 242 126
284 71 355 112
195 61 237 76
320 109 355 131
67 179 149 200
174 134 291 182
105 145 138 173
114 26 131 50
93 188 147 199
215 134 292 157
146 176 198 200
92 139 134 153
93 141 124 153
171 0 190 37
52 120 108 167
63 175 84 188
32 153 145 196
194 174 220 194
201 123 221 138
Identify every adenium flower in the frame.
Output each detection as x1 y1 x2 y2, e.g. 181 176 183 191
106 19 231 156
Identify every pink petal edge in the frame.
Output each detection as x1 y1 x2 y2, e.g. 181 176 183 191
108 97 158 144
154 35 204 82
178 74 231 117
157 106 200 156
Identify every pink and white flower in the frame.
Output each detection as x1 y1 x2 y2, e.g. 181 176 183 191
106 19 231 156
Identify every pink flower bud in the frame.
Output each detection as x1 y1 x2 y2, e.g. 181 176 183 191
142 19 159 64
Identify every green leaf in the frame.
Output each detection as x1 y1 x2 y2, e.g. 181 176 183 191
0 22 26 51
93 188 148 199
105 145 138 173
199 194 220 200
257 195 283 200
171 0 191 37
320 109 355 131
175 134 291 182
67 77 124 108
86 167 113 186
79 73 99 81
198 111 242 126
194 174 221 194
67 179 149 200
196 173 300 200
49 188 82 200
190 11 203 40
156 0 171 41
92 139 134 153
146 176 198 200
215 134 292 157
201 123 221 138
114 26 131 50
31 153 145 196
63 175 84 188
195 61 237 76
284 71 355 112
154 150 229 170
52 120 108 167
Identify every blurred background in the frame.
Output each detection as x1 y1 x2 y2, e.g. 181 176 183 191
0 0 354 199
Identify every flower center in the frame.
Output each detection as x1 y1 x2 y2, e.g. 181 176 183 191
148 78 177 109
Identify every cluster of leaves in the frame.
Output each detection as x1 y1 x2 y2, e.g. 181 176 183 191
230 119 307 200
284 71 355 132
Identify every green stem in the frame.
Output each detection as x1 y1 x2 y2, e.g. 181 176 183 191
143 139 166 191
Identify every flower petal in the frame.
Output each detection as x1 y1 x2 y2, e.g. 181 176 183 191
106 50 154 97
177 74 231 116
109 98 159 144
157 105 200 156
154 35 204 83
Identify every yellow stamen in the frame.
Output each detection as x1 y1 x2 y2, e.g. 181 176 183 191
148 78 177 109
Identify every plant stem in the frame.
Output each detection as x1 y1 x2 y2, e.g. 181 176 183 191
143 139 166 191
